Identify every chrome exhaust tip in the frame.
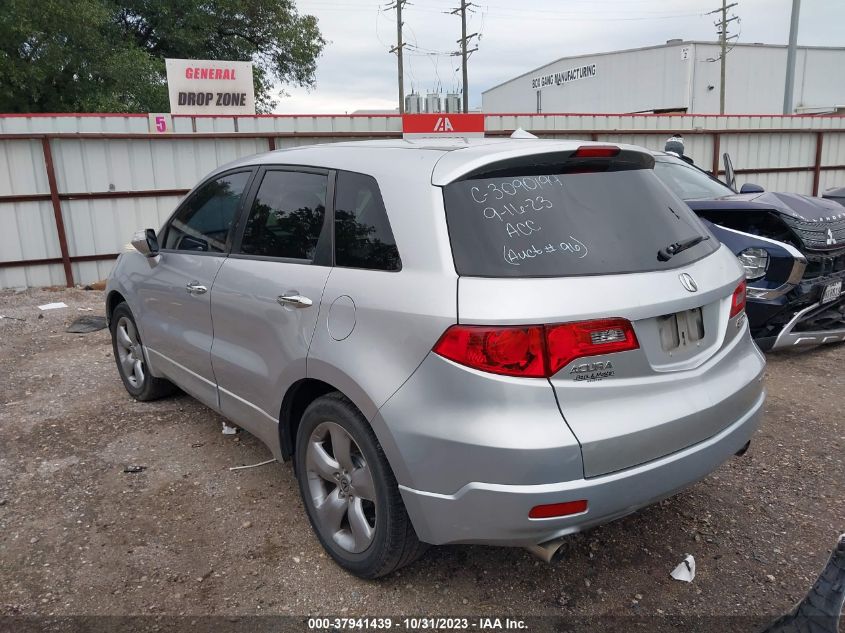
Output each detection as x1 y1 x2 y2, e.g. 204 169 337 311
524 537 568 563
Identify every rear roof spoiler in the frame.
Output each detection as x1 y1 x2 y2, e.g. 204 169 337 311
431 141 654 185
445 147 655 183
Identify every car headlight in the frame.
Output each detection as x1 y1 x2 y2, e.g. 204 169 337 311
738 247 769 280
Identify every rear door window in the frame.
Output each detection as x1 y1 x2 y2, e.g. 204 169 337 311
334 171 401 271
442 162 717 277
237 170 328 261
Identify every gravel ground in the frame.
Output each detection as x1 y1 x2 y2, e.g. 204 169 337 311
0 288 843 626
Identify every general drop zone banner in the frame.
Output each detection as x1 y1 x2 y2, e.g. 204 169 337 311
165 59 256 115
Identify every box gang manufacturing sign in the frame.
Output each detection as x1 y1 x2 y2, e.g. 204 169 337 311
530 64 597 90
165 58 256 115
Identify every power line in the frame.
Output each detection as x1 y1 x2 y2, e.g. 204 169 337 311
303 0 713 112
404 36 419 92
304 1 704 21
386 0 407 113
706 0 739 114
472 10 702 21
451 0 478 112
303 0 698 11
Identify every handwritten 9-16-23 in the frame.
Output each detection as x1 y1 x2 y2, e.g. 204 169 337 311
467 175 590 266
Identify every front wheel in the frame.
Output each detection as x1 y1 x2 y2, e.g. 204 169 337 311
294 392 427 578
110 302 175 401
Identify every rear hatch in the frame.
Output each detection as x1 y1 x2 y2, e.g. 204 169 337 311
439 145 748 478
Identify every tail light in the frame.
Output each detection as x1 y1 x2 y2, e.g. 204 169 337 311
433 318 639 378
545 318 638 372
572 145 620 158
729 279 746 318
432 325 546 378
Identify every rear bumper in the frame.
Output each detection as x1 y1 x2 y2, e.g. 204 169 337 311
399 390 764 546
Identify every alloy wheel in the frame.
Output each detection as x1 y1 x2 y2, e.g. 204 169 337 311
305 421 377 554
115 316 146 389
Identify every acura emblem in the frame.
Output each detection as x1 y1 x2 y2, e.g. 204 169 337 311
679 273 698 292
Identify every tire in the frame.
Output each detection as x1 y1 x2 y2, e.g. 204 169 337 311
294 392 428 578
110 302 176 401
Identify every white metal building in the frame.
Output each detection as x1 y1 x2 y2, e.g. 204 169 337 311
482 40 845 115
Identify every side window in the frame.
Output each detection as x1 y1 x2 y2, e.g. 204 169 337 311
164 171 250 252
334 171 401 271
238 170 328 261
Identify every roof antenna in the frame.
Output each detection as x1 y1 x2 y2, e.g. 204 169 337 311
510 127 537 139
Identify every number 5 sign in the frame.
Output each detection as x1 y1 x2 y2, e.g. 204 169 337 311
148 113 173 134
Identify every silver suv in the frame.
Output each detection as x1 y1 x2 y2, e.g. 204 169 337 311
106 139 766 578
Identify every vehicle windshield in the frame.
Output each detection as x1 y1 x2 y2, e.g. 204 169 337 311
653 157 735 200
442 164 718 278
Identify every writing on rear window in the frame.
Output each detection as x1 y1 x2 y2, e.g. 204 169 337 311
503 236 589 267
465 176 592 267
470 175 563 204
442 168 717 278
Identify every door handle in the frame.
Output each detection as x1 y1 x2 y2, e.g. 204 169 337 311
186 281 208 296
277 292 313 308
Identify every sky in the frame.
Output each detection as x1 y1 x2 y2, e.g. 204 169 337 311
272 0 845 114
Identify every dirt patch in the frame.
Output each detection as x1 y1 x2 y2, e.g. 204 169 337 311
0 288 843 621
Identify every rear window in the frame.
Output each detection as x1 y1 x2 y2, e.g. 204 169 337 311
442 164 718 277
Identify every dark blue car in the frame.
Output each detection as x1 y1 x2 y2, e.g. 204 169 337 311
823 186 845 208
652 151 845 351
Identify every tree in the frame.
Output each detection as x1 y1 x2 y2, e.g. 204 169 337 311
0 0 325 113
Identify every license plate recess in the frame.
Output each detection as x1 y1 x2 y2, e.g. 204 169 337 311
658 308 705 352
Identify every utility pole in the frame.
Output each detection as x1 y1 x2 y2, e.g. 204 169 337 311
388 0 406 114
783 0 801 114
708 1 738 114
451 1 478 113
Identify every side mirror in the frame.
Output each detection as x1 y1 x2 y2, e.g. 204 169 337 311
131 228 160 257
740 183 765 194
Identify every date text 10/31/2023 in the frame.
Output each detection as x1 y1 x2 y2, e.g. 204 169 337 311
469 175 590 267
307 617 528 630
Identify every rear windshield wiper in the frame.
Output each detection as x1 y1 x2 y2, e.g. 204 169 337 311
657 234 710 261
